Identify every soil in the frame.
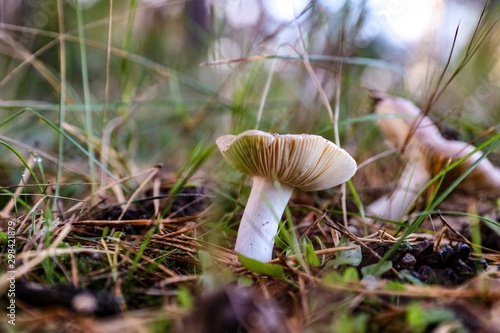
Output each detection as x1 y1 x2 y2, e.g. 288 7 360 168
358 239 488 285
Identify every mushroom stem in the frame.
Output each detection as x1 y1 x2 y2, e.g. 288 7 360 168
234 176 294 262
367 156 431 221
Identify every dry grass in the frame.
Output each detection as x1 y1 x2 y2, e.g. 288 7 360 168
1 1 500 332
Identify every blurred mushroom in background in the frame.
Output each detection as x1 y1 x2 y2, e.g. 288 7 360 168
366 93 500 223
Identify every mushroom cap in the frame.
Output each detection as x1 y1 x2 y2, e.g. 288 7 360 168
374 94 445 150
216 130 357 191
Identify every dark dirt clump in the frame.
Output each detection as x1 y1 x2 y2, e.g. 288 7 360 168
358 240 487 286
15 280 121 317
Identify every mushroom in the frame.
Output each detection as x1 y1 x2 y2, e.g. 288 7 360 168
216 130 357 262
367 93 500 222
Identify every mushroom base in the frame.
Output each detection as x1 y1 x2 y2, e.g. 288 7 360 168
234 176 294 262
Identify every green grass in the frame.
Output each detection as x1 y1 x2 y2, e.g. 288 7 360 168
1 1 500 332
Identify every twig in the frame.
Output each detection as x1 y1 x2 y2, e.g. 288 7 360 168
434 226 448 251
324 216 402 279
299 210 328 239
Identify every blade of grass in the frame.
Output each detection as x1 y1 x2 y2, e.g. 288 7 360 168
238 253 286 279
201 54 405 76
75 0 97 199
121 0 138 94
0 142 42 193
100 0 114 194
55 0 67 210
0 109 27 128
284 207 311 276
430 210 500 230
347 179 367 235
423 3 497 113
468 205 482 255
255 56 278 129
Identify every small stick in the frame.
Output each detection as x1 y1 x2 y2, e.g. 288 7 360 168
299 210 328 239
434 226 448 252
324 216 402 279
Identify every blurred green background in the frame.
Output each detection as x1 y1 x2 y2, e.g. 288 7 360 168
0 0 499 204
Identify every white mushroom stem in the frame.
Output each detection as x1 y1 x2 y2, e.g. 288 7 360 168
234 176 294 262
367 155 431 221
